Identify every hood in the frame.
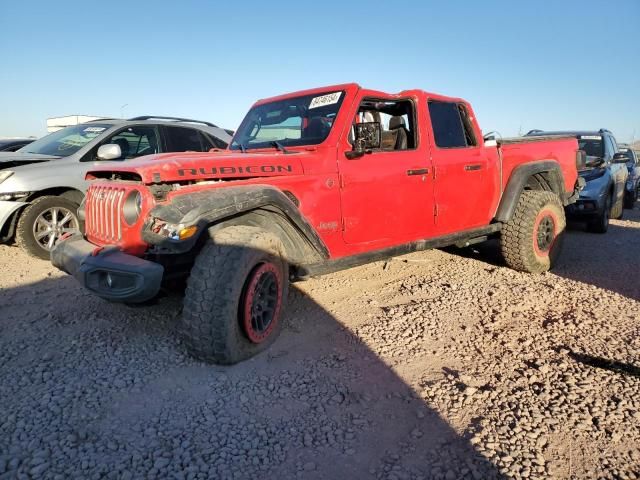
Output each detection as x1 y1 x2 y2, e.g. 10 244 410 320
0 152 62 169
86 150 306 184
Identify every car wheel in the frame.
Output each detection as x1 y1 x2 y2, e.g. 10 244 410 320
179 225 288 364
500 190 566 274
612 194 624 220
15 196 81 259
587 194 611 234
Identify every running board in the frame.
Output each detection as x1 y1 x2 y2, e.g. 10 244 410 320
294 223 502 279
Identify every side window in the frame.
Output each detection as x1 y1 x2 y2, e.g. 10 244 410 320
206 133 228 149
165 127 207 152
105 126 159 160
351 99 416 151
428 101 476 148
609 135 618 153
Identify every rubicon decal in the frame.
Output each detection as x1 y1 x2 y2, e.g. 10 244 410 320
176 165 294 177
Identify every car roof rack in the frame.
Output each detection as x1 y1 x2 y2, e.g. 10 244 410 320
128 116 218 128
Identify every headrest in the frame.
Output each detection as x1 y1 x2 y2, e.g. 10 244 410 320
389 116 406 130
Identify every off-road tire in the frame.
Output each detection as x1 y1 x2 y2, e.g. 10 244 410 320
16 195 81 260
587 194 611 234
500 190 566 273
179 226 289 364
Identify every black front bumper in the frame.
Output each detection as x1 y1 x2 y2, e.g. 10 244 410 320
51 235 164 303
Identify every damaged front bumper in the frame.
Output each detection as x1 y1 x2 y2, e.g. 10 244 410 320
51 234 164 303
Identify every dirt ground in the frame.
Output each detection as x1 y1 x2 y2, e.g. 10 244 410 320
1 208 639 480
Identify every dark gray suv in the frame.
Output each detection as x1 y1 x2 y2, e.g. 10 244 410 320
0 117 232 258
526 129 629 233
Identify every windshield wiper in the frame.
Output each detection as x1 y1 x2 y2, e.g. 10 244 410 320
271 141 293 154
231 139 246 153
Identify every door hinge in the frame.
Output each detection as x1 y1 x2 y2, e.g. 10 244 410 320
433 204 439 217
432 166 437 180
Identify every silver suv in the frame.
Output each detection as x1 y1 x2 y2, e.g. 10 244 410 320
0 117 232 258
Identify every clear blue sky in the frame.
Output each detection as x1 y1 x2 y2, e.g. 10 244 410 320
1 0 639 142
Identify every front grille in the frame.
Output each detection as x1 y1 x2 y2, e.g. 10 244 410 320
85 185 126 242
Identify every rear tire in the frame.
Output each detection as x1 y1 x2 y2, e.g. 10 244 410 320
15 196 81 260
500 191 566 274
179 226 288 364
587 194 611 234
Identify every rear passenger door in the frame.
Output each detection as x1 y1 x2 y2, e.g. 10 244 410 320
427 100 499 235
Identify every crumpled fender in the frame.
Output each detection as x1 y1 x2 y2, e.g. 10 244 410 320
142 185 328 263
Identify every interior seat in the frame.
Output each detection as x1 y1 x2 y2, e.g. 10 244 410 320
303 117 330 139
389 116 410 150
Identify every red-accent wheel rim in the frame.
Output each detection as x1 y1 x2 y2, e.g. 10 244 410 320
533 209 558 257
242 263 282 344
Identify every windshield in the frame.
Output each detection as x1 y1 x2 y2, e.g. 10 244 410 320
18 124 111 157
577 136 603 158
230 91 345 151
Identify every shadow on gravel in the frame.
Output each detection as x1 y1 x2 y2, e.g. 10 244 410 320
567 349 640 379
444 218 640 302
0 273 506 479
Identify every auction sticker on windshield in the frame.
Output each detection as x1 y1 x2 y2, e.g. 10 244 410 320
83 127 107 133
579 135 601 140
309 92 341 109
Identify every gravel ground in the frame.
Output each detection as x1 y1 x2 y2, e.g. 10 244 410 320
1 208 639 479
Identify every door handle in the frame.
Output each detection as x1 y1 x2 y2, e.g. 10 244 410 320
407 168 429 176
464 164 482 171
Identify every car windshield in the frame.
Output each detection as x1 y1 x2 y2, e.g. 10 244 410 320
230 91 345 151
18 124 111 157
577 137 603 158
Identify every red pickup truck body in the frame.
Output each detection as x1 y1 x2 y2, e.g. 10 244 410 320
52 83 583 364
80 84 579 259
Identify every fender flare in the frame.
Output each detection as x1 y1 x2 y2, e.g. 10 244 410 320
142 185 329 262
494 160 567 223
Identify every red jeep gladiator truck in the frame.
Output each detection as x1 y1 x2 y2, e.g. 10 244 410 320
51 83 584 364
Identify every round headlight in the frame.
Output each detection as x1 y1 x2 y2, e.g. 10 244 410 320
123 190 142 225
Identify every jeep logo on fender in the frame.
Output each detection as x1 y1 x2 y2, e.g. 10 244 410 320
176 165 294 177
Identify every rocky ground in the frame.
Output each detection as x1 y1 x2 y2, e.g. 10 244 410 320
1 208 639 479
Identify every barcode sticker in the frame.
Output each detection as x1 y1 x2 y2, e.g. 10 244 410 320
309 92 341 109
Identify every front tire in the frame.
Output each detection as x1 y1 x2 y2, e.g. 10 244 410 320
15 196 81 259
500 190 566 274
587 194 611 234
179 226 289 364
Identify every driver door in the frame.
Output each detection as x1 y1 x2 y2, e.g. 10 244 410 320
337 95 434 247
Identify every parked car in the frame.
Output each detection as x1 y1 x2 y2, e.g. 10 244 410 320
618 147 640 208
0 138 36 152
526 129 628 233
52 83 583 364
0 117 232 258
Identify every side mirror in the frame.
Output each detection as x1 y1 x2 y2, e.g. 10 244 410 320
612 152 629 164
345 122 381 159
97 144 123 161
